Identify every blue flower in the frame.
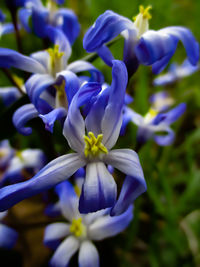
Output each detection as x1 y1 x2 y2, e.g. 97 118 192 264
19 0 80 44
83 7 199 75
44 180 133 267
0 26 103 134
153 59 199 86
0 87 21 106
149 91 175 112
123 101 186 146
0 9 15 38
0 211 18 249
0 148 46 187
0 60 146 216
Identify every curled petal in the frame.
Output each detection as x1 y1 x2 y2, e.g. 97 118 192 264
0 153 85 211
50 236 79 267
83 10 135 52
162 103 186 125
104 149 146 216
12 104 39 135
154 127 175 146
88 205 133 240
39 107 67 133
0 23 15 37
78 241 99 267
79 162 117 213
0 48 46 74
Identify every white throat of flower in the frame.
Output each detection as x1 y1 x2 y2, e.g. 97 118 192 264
133 5 152 38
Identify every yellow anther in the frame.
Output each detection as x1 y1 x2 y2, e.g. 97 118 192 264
133 5 152 21
47 45 64 77
83 132 108 159
69 218 86 238
12 74 24 88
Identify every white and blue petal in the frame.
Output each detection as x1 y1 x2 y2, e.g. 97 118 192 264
78 241 99 267
104 149 146 216
88 205 133 240
83 10 135 52
0 153 85 211
0 48 46 74
63 82 101 153
44 222 70 250
55 181 79 221
50 236 79 267
79 162 117 213
67 60 104 83
53 8 80 44
0 223 18 249
0 87 21 106
101 60 128 149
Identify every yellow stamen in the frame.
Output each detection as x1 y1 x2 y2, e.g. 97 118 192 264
69 218 86 238
133 5 152 38
47 45 64 77
12 74 24 88
83 132 108 159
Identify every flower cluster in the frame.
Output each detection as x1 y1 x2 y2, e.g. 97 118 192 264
0 2 199 266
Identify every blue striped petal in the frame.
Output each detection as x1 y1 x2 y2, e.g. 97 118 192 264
0 87 21 106
18 8 32 33
88 205 133 240
101 60 128 149
83 10 134 52
79 162 117 213
0 153 85 211
53 8 80 44
0 48 46 74
63 82 101 153
78 241 99 267
104 149 146 216
50 236 79 267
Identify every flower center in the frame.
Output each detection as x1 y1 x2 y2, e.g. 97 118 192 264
133 5 152 38
84 132 108 159
144 108 158 123
47 45 64 77
69 218 86 238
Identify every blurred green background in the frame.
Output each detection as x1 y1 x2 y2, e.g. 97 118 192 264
0 0 200 266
